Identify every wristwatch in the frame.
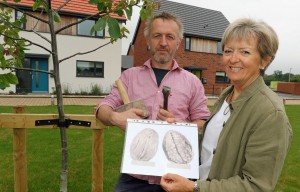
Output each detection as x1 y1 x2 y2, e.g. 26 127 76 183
193 181 198 192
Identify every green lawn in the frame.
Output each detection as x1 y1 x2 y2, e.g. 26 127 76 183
0 105 299 191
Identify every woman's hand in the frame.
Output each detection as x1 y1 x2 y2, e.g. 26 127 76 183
160 173 194 192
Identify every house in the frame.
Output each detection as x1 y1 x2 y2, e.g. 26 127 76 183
128 0 231 95
0 0 126 94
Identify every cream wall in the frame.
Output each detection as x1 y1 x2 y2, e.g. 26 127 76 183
0 12 122 94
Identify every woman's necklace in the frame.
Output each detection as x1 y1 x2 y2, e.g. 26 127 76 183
223 90 234 115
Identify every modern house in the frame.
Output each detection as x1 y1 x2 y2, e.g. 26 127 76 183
127 0 231 95
0 0 126 94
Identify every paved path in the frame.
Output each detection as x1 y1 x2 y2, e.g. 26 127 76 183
0 95 102 106
0 93 299 106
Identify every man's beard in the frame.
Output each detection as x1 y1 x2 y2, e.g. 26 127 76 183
151 48 176 64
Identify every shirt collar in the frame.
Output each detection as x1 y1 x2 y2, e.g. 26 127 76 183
144 59 181 71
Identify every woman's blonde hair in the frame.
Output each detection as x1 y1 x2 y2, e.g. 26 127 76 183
222 18 279 75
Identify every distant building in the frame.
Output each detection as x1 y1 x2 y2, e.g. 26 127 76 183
127 0 231 95
1 0 125 94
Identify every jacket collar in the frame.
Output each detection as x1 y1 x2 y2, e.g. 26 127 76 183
217 76 265 114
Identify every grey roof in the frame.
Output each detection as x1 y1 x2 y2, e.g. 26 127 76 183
154 0 230 40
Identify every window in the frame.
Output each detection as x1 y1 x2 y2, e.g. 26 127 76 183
185 37 191 50
77 19 104 37
215 71 229 83
15 11 26 29
76 61 104 77
217 41 222 54
185 37 220 54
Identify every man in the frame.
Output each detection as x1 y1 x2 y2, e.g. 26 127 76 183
96 12 210 192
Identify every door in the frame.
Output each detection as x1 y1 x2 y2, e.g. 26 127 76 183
31 58 49 93
16 58 32 93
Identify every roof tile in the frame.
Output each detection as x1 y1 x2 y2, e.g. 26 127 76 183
155 0 230 40
6 0 126 20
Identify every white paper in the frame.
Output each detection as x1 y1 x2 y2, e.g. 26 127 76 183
121 119 199 179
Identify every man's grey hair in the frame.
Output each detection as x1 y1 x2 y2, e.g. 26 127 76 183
144 12 184 40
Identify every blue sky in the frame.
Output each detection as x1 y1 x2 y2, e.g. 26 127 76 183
122 0 300 75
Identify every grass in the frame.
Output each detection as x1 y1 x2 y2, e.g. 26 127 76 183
0 105 299 191
274 105 300 192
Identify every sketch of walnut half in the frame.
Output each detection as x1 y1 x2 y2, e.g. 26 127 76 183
130 128 159 161
163 130 193 164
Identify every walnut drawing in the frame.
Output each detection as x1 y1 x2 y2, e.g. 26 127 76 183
163 130 193 164
130 128 159 161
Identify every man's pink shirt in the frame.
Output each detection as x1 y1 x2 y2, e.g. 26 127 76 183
96 59 210 184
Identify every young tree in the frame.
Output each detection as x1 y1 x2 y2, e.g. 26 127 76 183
0 0 159 191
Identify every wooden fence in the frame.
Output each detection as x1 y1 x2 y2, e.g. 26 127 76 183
0 106 106 192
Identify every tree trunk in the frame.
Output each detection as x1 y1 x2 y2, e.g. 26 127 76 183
48 1 68 191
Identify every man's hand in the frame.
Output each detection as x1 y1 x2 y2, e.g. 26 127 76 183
97 105 149 131
157 105 175 121
157 105 206 129
110 108 148 130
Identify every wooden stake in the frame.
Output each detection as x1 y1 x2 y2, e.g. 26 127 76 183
13 106 27 192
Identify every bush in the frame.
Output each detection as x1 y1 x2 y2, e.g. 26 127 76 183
79 87 89 95
90 83 102 95
62 84 72 95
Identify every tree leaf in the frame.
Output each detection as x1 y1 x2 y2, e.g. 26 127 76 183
107 17 120 39
0 44 4 53
97 2 107 12
53 10 61 22
88 0 98 4
32 1 42 11
125 6 133 20
115 9 123 17
0 56 7 69
0 78 10 90
94 17 107 31
139 9 147 20
20 14 27 23
0 73 18 90
4 72 19 84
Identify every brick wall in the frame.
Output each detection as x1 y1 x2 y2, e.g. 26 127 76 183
277 82 300 95
128 21 231 95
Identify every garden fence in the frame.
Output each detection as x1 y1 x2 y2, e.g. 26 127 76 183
0 106 105 192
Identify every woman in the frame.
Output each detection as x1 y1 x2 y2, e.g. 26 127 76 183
160 18 292 192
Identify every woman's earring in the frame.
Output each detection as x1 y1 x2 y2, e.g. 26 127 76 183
147 45 150 51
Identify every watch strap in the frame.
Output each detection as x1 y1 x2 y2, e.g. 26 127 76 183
193 181 199 192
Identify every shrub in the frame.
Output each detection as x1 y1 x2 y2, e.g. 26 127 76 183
90 83 102 95
62 83 72 95
79 87 89 95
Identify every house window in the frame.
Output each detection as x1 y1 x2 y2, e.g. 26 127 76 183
185 37 191 50
187 37 219 54
15 11 26 29
215 71 229 83
76 61 104 77
217 41 222 54
77 19 104 37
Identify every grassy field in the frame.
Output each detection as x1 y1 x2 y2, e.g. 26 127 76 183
0 105 299 191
